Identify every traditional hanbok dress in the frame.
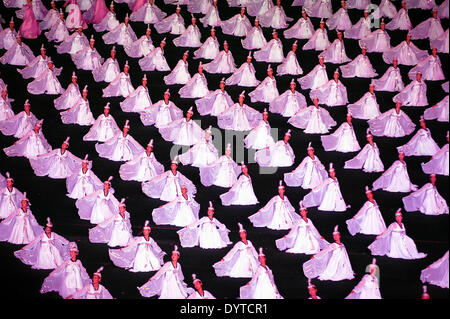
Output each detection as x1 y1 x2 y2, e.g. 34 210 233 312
0 109 38 138
244 119 276 150
270 89 306 117
220 173 259 206
226 61 260 87
344 142 384 173
173 23 201 48
421 143 449 176
3 127 52 159
0 186 23 219
341 54 378 78
154 12 186 35
30 148 86 179
247 0 273 16
89 211 132 247
382 40 428 66
178 137 219 168
368 108 415 137
138 46 171 71
276 217 329 254
327 7 352 31
309 0 333 18
61 97 95 126
298 63 328 90
71 283 113 299
92 57 120 82
346 200 387 236
213 240 259 278
348 91 381 120
310 79 348 107
120 85 152 113
303 177 348 212
140 99 183 128
130 0 167 24
95 131 145 162
385 7 412 30
179 72 209 98
240 264 283 299
39 7 59 30
347 0 371 9
221 13 252 37
284 15 314 39
277 50 303 76
254 140 295 167
18 2 42 39
0 40 34 66
40 257 91 299
56 31 89 55
0 207 42 244
199 155 241 187
373 0 397 19
0 27 18 50
142 170 197 202
199 3 221 27
83 0 109 24
410 16 444 41
284 155 327 189
203 49 237 74
27 66 63 95
138 261 194 298
83 113 121 142
18 54 50 79
321 122 361 153
178 216 231 249
397 128 440 156
288 105 337 134
93 9 119 32
102 71 135 98
194 35 219 60
45 17 70 43
66 167 103 199
373 66 404 92
65 1 87 30
393 79 428 107
321 37 351 65
72 45 104 71
14 231 70 269
249 76 279 103
346 274 382 299
124 34 154 58
0 97 14 123
76 188 119 224
424 96 449 122
119 150 164 182
249 195 300 230
257 4 293 29
303 242 355 281
164 59 191 85
242 25 267 50
159 117 204 146
217 102 262 131
102 22 137 46
109 236 165 272
152 193 199 227
254 38 284 63
195 88 233 117
431 29 449 53
372 160 418 192
359 28 391 53
345 16 372 40
403 182 448 216
408 54 445 81
368 221 427 259
420 251 449 288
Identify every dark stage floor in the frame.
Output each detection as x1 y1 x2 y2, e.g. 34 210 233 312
0 0 448 300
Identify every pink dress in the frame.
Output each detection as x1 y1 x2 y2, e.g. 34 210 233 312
19 3 41 39
84 0 108 24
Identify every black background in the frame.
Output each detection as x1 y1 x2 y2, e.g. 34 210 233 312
0 0 448 302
